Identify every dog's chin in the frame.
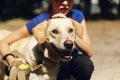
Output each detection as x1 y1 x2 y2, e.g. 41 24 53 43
50 43 73 61
62 55 72 61
55 49 73 61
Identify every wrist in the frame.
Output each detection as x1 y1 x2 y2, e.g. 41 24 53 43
2 53 16 66
2 53 15 60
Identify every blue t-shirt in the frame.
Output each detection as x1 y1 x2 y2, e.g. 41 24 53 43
26 9 85 34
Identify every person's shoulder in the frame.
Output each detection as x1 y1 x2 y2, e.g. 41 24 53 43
71 9 84 15
30 12 49 23
70 9 85 23
37 12 49 19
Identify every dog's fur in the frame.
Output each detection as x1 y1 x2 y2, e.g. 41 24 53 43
0 18 83 80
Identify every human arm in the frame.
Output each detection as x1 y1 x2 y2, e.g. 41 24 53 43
0 25 30 65
75 19 93 57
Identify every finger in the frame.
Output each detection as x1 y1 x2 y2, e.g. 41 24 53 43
16 58 26 64
18 70 26 80
52 13 66 18
9 67 18 80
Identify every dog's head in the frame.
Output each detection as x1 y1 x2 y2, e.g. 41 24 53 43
32 18 83 60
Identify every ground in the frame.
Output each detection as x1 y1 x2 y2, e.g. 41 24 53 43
0 18 120 80
87 19 120 80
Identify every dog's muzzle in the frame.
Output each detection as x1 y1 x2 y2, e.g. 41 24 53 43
51 40 74 61
64 40 73 49
61 40 73 61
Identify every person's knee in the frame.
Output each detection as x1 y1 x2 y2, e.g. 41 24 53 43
57 61 72 80
72 55 94 79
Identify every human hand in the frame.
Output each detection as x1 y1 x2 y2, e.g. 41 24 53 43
9 58 28 70
9 59 30 80
52 13 67 18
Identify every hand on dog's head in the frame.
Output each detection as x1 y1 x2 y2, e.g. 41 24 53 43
52 13 67 18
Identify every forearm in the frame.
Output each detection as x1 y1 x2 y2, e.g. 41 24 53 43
0 40 15 64
0 26 29 55
0 40 10 56
75 36 93 57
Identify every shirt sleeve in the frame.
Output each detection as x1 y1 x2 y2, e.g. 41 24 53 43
26 13 49 34
69 9 85 23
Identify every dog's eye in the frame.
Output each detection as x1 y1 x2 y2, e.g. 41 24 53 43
52 29 59 34
69 28 73 33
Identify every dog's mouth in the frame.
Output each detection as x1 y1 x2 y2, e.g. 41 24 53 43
58 49 73 61
51 43 73 61
61 52 73 61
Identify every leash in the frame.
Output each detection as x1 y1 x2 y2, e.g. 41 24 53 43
8 61 30 80
2 50 42 80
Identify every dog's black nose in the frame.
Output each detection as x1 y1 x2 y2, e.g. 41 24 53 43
64 40 73 49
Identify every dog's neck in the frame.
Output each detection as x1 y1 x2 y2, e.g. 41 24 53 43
43 57 60 70
33 43 62 63
32 44 61 80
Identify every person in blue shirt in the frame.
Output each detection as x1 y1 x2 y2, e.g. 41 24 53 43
0 0 94 80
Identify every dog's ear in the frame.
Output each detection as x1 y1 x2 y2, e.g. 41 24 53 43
32 21 48 44
70 19 83 39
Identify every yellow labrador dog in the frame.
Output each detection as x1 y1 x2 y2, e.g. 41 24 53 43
0 18 83 80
